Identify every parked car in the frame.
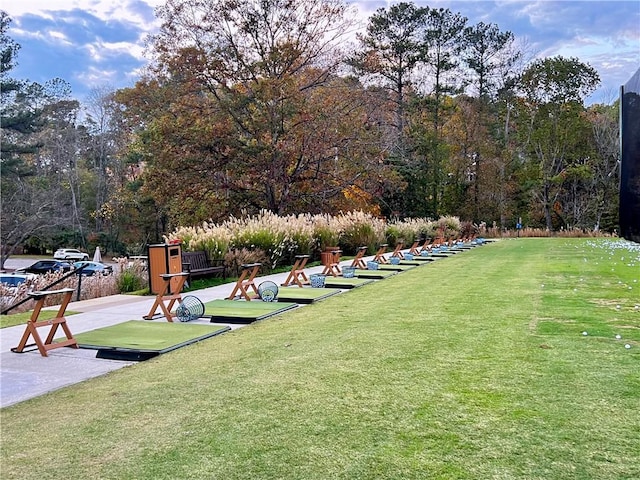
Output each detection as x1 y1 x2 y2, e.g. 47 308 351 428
0 273 34 306
54 248 89 261
73 261 113 276
0 272 34 291
17 259 73 274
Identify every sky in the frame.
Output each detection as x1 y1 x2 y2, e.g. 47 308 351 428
2 0 639 105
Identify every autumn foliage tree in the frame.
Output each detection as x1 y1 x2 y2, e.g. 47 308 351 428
114 0 396 228
517 56 600 229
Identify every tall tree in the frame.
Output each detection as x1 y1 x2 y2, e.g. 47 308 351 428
349 2 427 149
586 102 620 230
0 13 79 266
128 0 387 222
461 21 519 222
518 56 600 229
348 2 430 216
412 7 467 217
84 87 116 232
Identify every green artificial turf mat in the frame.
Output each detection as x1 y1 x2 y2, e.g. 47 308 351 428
73 320 229 354
354 269 397 279
397 259 421 265
322 277 374 289
377 264 416 271
276 286 341 304
203 299 298 323
402 255 436 263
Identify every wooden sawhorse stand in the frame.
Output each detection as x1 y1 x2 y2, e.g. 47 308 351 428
390 242 404 260
420 239 434 253
373 244 389 264
281 255 310 287
144 272 190 321
12 288 78 357
321 250 342 277
350 246 368 269
409 239 427 256
227 263 262 301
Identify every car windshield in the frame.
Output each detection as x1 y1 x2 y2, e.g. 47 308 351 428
74 262 94 268
0 276 27 286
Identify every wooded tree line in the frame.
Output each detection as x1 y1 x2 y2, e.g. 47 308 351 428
0 1 620 266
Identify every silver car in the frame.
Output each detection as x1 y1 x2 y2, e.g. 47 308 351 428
54 248 89 261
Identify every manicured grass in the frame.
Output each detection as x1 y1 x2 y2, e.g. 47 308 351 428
0 309 79 329
1 239 638 479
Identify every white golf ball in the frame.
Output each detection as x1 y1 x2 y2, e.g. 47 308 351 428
615 334 622 340
582 331 588 336
616 305 621 310
625 344 631 349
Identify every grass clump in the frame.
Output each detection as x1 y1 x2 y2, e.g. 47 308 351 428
1 238 638 479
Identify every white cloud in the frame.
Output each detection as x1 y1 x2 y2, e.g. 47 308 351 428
4 0 638 104
75 64 120 86
84 39 146 63
47 30 74 46
4 0 165 33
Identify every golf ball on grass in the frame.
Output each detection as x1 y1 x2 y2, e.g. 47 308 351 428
625 344 631 350
582 331 588 336
615 334 622 340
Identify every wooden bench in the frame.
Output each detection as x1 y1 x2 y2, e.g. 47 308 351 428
182 251 226 280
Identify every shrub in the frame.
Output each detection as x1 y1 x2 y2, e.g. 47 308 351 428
334 211 385 254
224 248 270 277
385 224 401 246
438 216 461 239
116 270 144 293
166 222 231 261
312 214 342 252
114 258 148 293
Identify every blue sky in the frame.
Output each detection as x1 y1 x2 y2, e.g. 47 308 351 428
3 1 639 105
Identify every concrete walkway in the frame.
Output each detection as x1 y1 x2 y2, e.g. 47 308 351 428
0 262 339 408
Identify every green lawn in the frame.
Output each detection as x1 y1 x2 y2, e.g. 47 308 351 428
0 309 79 329
1 238 638 479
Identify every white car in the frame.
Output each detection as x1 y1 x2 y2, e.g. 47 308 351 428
54 248 89 261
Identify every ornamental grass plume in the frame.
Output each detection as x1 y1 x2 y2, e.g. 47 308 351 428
0 270 121 314
311 213 342 251
225 210 314 270
166 223 232 261
438 215 462 239
334 210 385 254
385 218 423 246
165 211 471 269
